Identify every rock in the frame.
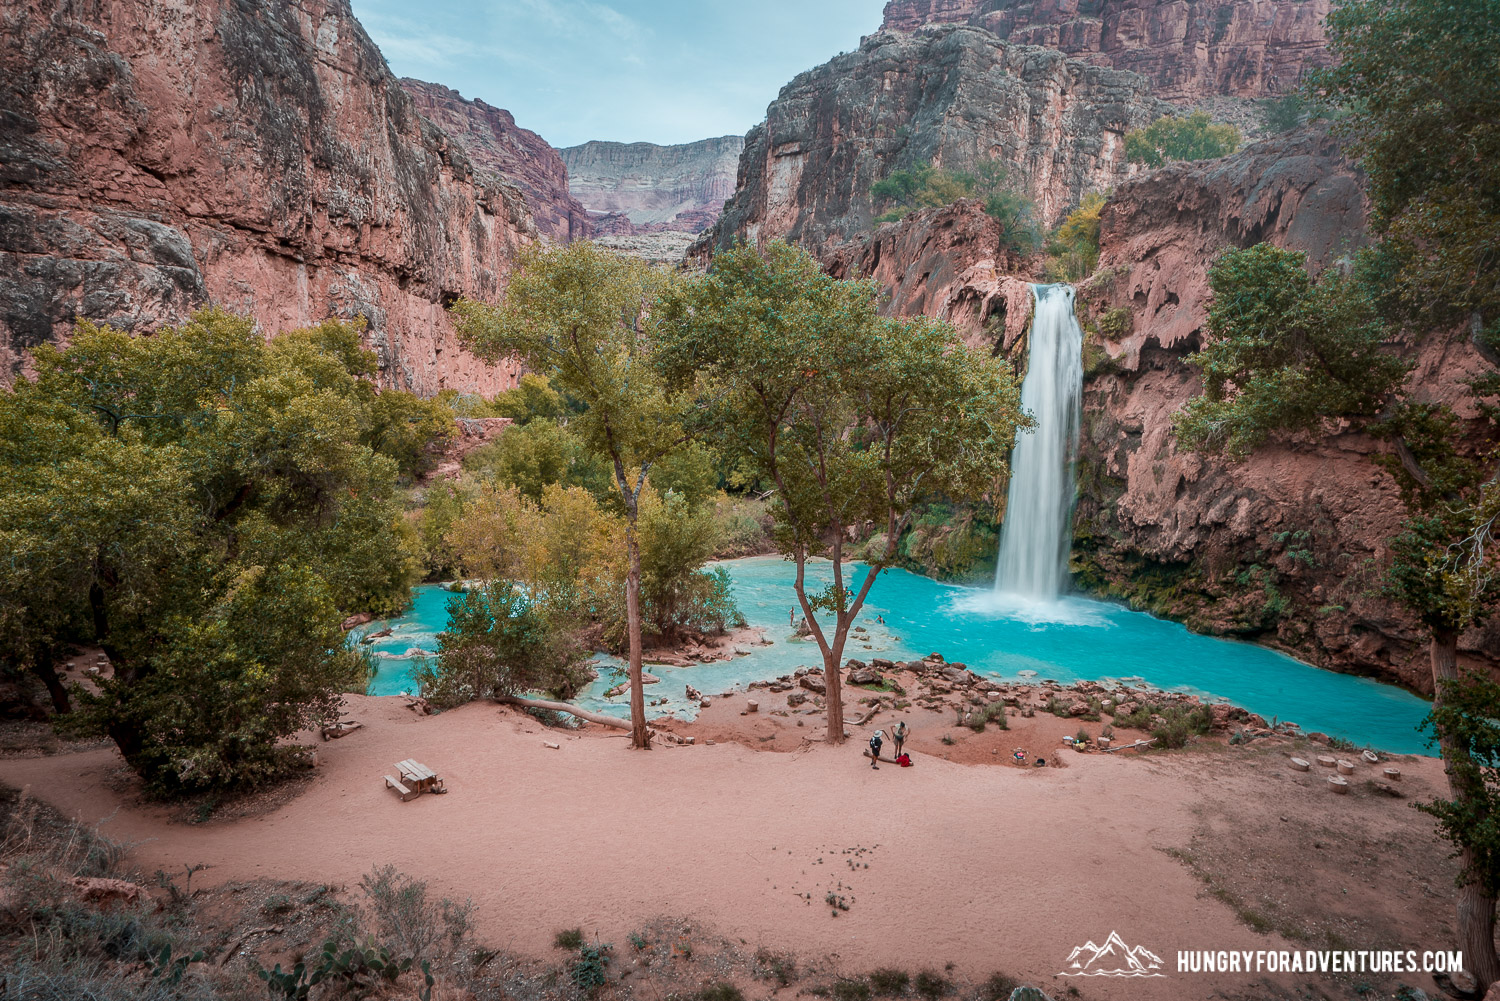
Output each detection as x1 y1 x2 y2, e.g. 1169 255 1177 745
879 0 1334 102
341 612 374 631
699 698 711 708
1069 702 1090 717
401 79 589 242
1307 732 1331 744
69 877 146 909
0 0 536 395
848 668 879 685
559 137 743 241
844 659 868 673
692 25 1162 266
799 676 827 696
787 691 809 707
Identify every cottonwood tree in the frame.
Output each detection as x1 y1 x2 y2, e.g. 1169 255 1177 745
659 241 1026 744
0 311 440 793
1172 0 1500 977
452 242 690 748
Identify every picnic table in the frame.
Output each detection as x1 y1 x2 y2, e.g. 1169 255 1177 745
383 759 447 801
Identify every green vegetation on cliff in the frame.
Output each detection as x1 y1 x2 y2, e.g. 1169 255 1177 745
1172 0 1500 981
1124 111 1240 167
871 160 1039 252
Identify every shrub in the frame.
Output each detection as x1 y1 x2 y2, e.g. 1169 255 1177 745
554 928 584 950
358 865 473 963
834 980 874 1001
1043 192 1106 281
570 943 611 995
1097 306 1132 339
869 968 911 995
756 948 797 986
1125 111 1240 167
698 984 746 1001
1261 93 1312 134
967 701 1010 732
913 970 951 999
871 161 1039 253
979 973 1021 1001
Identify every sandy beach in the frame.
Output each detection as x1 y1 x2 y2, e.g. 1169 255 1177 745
0 692 1455 1000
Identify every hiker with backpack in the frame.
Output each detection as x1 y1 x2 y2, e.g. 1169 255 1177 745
869 729 884 768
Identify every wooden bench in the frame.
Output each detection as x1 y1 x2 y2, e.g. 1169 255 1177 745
384 774 415 801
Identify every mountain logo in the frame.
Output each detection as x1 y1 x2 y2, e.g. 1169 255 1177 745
1059 931 1166 977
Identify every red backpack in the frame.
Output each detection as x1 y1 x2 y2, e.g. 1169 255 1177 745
895 753 912 767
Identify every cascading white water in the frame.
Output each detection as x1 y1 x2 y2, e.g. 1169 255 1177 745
993 283 1084 599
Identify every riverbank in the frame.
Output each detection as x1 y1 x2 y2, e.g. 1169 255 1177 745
0 691 1455 1001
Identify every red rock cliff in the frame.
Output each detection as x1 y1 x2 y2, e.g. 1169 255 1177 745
0 0 530 395
400 79 591 244
693 26 1165 261
1071 128 1498 690
880 0 1333 100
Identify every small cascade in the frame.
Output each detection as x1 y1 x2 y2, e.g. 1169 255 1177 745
993 283 1084 599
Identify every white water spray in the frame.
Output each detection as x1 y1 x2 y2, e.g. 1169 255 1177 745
993 283 1084 599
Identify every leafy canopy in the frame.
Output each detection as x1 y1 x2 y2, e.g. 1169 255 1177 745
0 310 442 793
1124 111 1241 168
870 160 1040 252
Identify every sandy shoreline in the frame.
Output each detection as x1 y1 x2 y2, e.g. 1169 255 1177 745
0 689 1456 1000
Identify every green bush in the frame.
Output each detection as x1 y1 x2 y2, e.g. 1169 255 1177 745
834 980 873 1001
913 970 951 999
553 928 584 950
1097 306 1132 339
871 161 1040 253
1125 112 1240 167
570 943 611 996
967 701 1010 732
869 968 911 995
979 973 1021 1001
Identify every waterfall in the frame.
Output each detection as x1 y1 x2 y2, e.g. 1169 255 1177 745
993 283 1084 599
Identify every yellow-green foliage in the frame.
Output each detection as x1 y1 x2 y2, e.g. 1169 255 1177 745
1043 192 1107 282
1125 111 1240 168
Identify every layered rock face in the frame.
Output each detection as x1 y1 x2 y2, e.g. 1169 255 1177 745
559 136 744 235
880 0 1334 100
0 0 529 395
400 80 591 244
694 26 1163 262
1070 128 1498 691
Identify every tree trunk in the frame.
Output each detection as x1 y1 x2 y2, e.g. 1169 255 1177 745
33 647 70 714
1431 626 1500 992
625 515 649 749
495 695 633 731
824 625 846 745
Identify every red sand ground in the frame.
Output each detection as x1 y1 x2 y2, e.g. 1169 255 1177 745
0 695 1452 1001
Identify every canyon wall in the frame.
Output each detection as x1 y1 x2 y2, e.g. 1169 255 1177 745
560 136 744 235
401 79 591 244
694 26 1165 260
0 0 530 395
879 0 1333 100
1069 128 1498 691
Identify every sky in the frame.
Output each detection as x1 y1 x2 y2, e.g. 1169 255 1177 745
349 0 889 149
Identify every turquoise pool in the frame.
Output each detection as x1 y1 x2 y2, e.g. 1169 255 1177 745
359 556 1434 754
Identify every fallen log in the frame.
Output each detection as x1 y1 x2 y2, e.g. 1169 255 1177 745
863 750 913 766
495 695 632 731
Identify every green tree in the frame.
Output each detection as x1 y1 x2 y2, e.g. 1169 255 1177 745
1124 111 1240 168
415 581 590 708
465 418 612 504
452 242 691 749
659 241 1027 743
0 310 434 793
1172 24 1500 966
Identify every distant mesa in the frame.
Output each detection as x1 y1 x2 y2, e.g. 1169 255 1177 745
560 137 745 237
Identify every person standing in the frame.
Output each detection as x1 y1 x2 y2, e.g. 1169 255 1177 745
869 729 884 769
891 720 908 759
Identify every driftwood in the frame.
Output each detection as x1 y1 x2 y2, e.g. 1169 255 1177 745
863 750 913 765
1101 738 1156 753
496 695 632 731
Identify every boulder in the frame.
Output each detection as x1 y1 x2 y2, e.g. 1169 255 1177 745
799 676 827 695
848 668 879 685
